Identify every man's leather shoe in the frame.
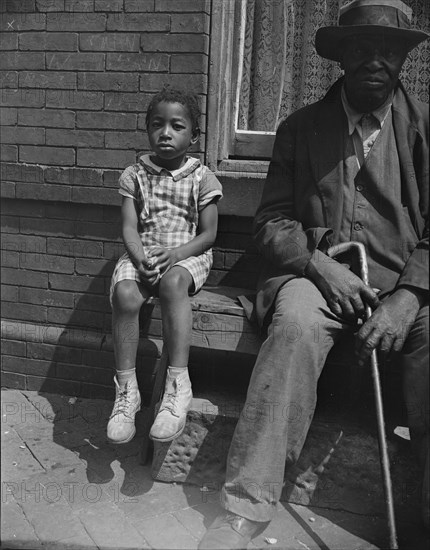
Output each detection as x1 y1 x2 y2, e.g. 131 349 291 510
198 512 264 549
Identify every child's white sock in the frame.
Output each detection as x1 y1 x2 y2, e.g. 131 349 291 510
117 367 137 387
168 366 188 378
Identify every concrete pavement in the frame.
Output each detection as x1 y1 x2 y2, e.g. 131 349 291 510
1 388 428 550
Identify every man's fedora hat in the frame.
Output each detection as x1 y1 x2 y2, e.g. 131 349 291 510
315 0 429 62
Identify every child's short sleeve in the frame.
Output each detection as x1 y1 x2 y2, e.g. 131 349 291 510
118 165 139 200
198 166 223 211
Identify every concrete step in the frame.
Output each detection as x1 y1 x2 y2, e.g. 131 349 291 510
151 391 422 521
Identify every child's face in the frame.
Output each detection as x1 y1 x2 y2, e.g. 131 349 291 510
147 101 198 169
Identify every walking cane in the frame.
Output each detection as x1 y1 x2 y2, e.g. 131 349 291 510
327 242 398 549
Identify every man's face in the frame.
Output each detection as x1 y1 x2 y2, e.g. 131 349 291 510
341 35 408 112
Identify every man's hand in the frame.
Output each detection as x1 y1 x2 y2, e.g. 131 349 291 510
305 254 379 320
355 287 424 365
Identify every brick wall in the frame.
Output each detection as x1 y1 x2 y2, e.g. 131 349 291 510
0 0 260 397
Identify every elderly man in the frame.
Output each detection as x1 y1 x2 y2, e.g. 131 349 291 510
199 1 429 548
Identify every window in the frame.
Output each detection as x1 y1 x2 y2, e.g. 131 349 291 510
207 0 430 172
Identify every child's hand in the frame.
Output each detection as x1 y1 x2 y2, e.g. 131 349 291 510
148 247 177 274
137 259 160 286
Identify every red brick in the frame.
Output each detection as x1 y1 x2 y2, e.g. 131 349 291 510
19 32 78 51
77 110 136 129
71 186 121 205
94 0 122 11
76 220 119 240
46 128 104 148
141 33 209 53
124 0 154 10
0 33 18 50
104 91 151 112
1 302 47 323
44 166 102 186
57 362 112 385
82 348 114 368
19 145 75 166
16 183 71 202
1 339 26 356
0 88 45 107
107 13 170 32
26 375 81 394
1 126 45 144
1 249 19 267
75 257 112 275
139 72 207 93
1 267 48 288
1 284 18 302
106 52 168 72
47 237 103 258
46 88 103 109
0 145 17 162
155 0 210 12
18 107 75 128
20 288 75 309
171 13 209 33
102 169 121 187
0 13 46 31
0 371 26 389
1 162 44 183
47 12 106 32
27 343 81 366
0 33 17 50
74 292 110 312
0 216 19 234
77 148 135 169
46 52 105 71
0 52 45 70
20 251 75 273
64 0 94 11
35 0 65 10
105 130 148 150
78 71 138 92
1 233 47 253
19 71 76 88
47 306 103 329
170 53 208 74
80 33 139 52
2 0 35 11
0 70 17 88
45 201 104 220
2 355 52 376
49 273 105 293
0 107 17 125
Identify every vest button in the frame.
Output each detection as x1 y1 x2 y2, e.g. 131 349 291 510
354 222 363 231
356 184 363 192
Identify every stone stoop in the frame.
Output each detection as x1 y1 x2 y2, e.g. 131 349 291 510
151 393 422 520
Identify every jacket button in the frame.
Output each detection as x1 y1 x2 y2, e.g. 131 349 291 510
354 222 363 231
356 184 363 192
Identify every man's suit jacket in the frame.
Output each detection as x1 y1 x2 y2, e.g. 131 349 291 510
253 78 429 328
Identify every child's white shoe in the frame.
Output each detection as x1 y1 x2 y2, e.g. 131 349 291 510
107 377 141 444
149 369 192 442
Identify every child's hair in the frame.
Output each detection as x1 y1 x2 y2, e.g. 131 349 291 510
145 87 201 132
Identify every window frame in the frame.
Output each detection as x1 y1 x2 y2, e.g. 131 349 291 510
206 0 275 173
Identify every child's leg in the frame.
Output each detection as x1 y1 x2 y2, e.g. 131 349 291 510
108 280 149 444
150 267 194 442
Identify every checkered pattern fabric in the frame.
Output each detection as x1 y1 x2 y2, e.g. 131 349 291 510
110 155 222 305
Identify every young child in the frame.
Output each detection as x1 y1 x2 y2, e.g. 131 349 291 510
107 88 223 445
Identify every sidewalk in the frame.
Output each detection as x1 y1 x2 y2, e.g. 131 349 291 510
1 388 428 550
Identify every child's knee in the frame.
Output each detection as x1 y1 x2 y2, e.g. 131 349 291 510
159 268 191 300
112 280 142 314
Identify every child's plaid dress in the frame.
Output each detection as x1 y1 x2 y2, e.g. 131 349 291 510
110 154 223 303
